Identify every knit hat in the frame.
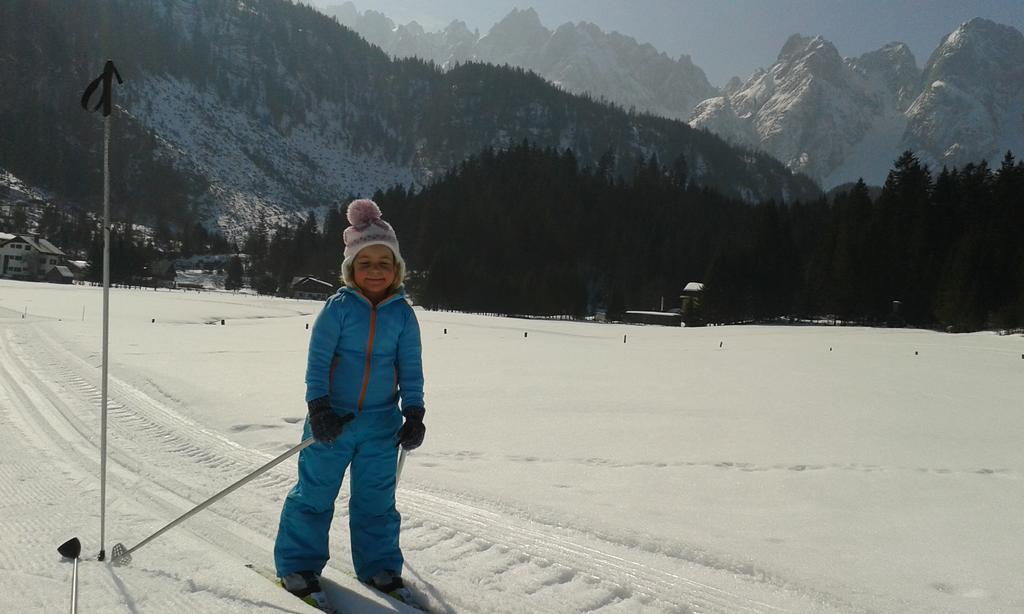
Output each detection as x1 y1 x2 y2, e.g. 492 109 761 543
341 199 406 289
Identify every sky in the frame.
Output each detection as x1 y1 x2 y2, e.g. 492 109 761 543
3 280 1024 612
313 0 1024 85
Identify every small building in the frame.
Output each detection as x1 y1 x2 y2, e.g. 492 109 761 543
624 310 683 327
886 300 905 328
148 259 178 288
45 265 75 284
291 276 334 301
65 260 89 281
680 281 705 326
0 232 65 279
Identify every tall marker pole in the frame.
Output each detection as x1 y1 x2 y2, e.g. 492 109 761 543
81 60 123 561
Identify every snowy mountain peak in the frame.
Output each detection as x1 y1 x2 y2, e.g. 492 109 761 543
905 19 1024 171
925 17 1024 83
401 20 425 36
326 4 717 123
849 41 921 110
777 34 844 77
777 34 839 64
778 33 813 61
474 8 551 65
943 17 1022 49
855 41 917 72
487 7 547 40
692 31 906 185
444 19 473 38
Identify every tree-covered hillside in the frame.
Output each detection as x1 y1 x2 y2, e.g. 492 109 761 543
1 0 818 238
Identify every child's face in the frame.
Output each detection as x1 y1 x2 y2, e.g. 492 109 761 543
353 244 397 301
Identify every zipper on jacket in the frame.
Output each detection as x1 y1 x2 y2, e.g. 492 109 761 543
356 307 378 412
355 292 399 412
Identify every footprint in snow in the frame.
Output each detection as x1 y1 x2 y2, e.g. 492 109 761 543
229 423 282 432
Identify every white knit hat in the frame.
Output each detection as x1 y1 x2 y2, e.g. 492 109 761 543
340 199 405 289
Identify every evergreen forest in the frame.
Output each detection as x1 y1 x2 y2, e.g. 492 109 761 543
378 145 1024 332
12 143 1022 334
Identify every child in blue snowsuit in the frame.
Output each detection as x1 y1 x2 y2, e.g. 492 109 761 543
275 199 425 604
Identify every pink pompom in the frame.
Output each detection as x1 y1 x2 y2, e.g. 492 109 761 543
347 199 382 226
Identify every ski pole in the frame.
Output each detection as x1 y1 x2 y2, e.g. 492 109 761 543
81 58 123 562
57 538 81 614
397 447 408 483
111 436 315 565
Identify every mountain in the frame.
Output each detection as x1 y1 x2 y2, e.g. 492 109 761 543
0 0 816 239
690 34 913 187
322 4 718 122
324 5 1022 188
904 18 1024 170
691 19 1024 186
847 42 921 110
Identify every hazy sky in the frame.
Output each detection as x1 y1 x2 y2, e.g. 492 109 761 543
313 1 1024 85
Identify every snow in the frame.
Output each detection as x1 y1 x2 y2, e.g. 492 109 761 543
125 75 416 238
1 279 1023 613
822 109 908 187
0 168 51 204
174 269 230 290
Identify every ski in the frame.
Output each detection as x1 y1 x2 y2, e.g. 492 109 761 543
245 564 340 614
361 578 430 612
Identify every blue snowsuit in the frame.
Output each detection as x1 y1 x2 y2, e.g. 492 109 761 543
274 286 424 581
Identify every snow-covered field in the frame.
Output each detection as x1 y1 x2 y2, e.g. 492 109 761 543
1 279 1022 613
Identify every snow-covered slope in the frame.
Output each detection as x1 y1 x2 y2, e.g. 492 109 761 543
848 42 921 111
125 75 414 237
0 168 54 230
690 19 1024 187
2 279 1023 612
1 168 53 206
690 35 908 186
904 18 1024 171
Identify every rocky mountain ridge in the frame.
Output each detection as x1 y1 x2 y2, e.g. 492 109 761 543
322 5 718 122
0 0 817 238
325 4 1023 187
693 18 1024 185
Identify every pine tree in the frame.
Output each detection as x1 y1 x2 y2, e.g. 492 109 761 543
225 255 244 290
878 151 933 323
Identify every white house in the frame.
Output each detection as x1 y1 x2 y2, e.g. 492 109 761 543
0 233 66 279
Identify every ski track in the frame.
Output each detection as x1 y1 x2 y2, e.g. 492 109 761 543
0 327 286 613
0 317 857 613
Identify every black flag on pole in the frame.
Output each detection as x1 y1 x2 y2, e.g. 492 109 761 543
80 60 123 117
